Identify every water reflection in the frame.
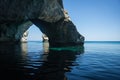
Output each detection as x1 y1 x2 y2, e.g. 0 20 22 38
43 41 49 54
35 49 83 80
0 43 27 80
21 42 28 54
0 42 84 80
32 42 84 80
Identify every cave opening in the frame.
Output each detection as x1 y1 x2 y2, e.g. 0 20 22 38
27 24 49 53
27 24 43 41
21 24 49 42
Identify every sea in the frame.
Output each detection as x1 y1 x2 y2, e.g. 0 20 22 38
0 41 120 80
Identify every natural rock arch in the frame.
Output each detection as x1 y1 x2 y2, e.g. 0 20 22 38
0 0 84 46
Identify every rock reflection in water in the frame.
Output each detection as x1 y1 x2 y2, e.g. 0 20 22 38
0 42 84 80
0 43 28 80
35 43 84 80
43 41 49 54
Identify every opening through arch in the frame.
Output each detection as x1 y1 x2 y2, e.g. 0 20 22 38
27 24 42 41
27 24 49 53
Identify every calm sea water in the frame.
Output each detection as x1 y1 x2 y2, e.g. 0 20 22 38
0 41 120 80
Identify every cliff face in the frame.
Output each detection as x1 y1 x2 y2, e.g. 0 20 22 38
0 0 64 22
0 0 84 46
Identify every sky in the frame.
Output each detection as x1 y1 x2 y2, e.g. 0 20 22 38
28 0 120 41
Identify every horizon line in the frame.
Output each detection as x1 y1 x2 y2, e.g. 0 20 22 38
27 40 120 42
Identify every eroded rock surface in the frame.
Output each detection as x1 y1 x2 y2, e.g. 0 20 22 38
0 0 84 46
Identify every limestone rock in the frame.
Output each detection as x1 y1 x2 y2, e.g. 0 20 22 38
0 0 84 46
0 0 64 23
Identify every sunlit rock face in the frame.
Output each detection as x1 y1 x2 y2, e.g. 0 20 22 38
0 0 84 46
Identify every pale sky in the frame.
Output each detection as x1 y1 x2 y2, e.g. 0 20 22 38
28 0 120 41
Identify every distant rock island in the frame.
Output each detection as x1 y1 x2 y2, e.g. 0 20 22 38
0 0 84 46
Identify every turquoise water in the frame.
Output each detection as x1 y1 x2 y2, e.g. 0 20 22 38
0 41 120 80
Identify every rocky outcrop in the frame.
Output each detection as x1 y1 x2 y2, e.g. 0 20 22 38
0 21 32 43
0 0 84 46
0 0 64 23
